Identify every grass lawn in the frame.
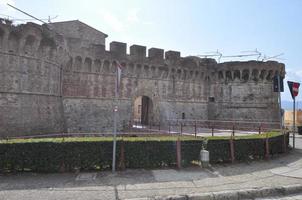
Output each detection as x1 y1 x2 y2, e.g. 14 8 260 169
0 131 283 144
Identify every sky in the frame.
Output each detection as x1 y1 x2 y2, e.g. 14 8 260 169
0 0 302 104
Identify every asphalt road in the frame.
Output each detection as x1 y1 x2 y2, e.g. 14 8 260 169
257 193 302 200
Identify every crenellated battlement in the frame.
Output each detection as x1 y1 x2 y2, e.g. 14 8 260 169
148 48 164 62
0 21 284 85
213 60 285 83
65 39 284 84
109 41 126 58
0 19 285 90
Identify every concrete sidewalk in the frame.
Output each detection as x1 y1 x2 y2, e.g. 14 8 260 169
0 150 302 200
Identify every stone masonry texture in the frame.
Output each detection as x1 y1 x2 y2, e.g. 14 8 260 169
0 19 285 136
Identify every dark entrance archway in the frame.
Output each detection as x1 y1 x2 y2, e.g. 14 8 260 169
133 96 153 125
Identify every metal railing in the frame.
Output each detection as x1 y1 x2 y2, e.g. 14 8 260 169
129 119 281 137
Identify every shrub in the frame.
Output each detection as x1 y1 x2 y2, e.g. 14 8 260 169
0 133 289 172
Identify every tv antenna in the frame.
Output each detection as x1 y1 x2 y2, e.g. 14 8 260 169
48 15 58 23
222 50 262 60
240 49 262 61
197 49 223 63
7 3 48 24
0 13 58 23
262 53 284 61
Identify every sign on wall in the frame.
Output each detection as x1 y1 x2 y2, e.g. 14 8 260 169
273 75 284 92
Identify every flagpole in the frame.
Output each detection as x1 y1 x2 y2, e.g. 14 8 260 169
293 97 296 149
112 64 118 173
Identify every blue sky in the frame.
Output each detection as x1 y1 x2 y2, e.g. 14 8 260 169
0 0 302 103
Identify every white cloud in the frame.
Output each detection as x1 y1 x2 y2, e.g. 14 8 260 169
102 11 125 32
126 8 140 23
142 21 154 25
0 0 14 6
282 69 302 101
0 0 15 15
0 0 18 24
126 8 154 25
285 69 302 83
101 8 153 33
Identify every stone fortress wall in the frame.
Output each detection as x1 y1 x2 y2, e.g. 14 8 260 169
0 20 285 136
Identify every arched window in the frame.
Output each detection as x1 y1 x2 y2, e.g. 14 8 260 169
23 35 36 55
144 65 149 77
242 69 250 81
65 57 73 72
38 37 56 59
259 70 266 80
94 59 102 73
8 31 20 53
252 69 259 81
218 71 224 80
266 70 273 81
103 60 110 73
74 56 82 71
84 57 92 72
234 70 240 80
226 71 232 81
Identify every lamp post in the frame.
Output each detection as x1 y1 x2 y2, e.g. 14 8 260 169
112 62 122 173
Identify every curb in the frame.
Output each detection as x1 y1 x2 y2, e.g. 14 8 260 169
123 184 302 200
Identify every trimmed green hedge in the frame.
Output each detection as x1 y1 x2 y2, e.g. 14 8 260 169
0 142 115 172
234 139 265 160
0 133 289 172
123 141 176 168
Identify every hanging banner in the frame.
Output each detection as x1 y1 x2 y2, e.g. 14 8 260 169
115 61 123 94
287 81 300 99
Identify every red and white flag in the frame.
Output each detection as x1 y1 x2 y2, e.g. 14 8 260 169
293 82 299 96
116 61 123 94
287 81 300 99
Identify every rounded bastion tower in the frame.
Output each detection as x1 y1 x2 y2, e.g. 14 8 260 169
0 21 68 137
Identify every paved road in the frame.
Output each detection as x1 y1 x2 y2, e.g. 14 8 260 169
290 133 302 149
256 193 302 200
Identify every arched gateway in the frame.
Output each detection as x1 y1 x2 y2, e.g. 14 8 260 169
133 96 153 125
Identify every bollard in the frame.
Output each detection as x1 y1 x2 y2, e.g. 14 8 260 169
200 149 209 168
200 139 209 168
